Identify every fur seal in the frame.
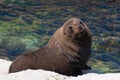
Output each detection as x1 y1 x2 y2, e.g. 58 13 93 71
9 18 92 76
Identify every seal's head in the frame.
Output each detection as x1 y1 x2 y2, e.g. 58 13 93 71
62 18 90 41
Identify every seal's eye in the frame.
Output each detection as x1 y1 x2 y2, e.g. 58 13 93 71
68 26 73 30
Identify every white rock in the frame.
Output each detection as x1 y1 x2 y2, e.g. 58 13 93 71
0 59 120 80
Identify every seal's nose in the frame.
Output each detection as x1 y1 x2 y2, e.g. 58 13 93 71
74 24 83 30
78 20 85 29
80 20 83 24
78 26 82 29
73 20 84 30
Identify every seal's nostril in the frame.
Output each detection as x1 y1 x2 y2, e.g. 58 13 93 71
80 21 83 25
80 21 82 24
78 26 82 29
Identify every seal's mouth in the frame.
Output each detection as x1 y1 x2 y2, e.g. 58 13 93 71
80 30 86 35
73 28 86 38
77 30 86 38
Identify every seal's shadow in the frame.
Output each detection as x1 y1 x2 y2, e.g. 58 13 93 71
82 69 104 74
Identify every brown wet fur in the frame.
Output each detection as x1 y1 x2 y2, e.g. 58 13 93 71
9 18 92 76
